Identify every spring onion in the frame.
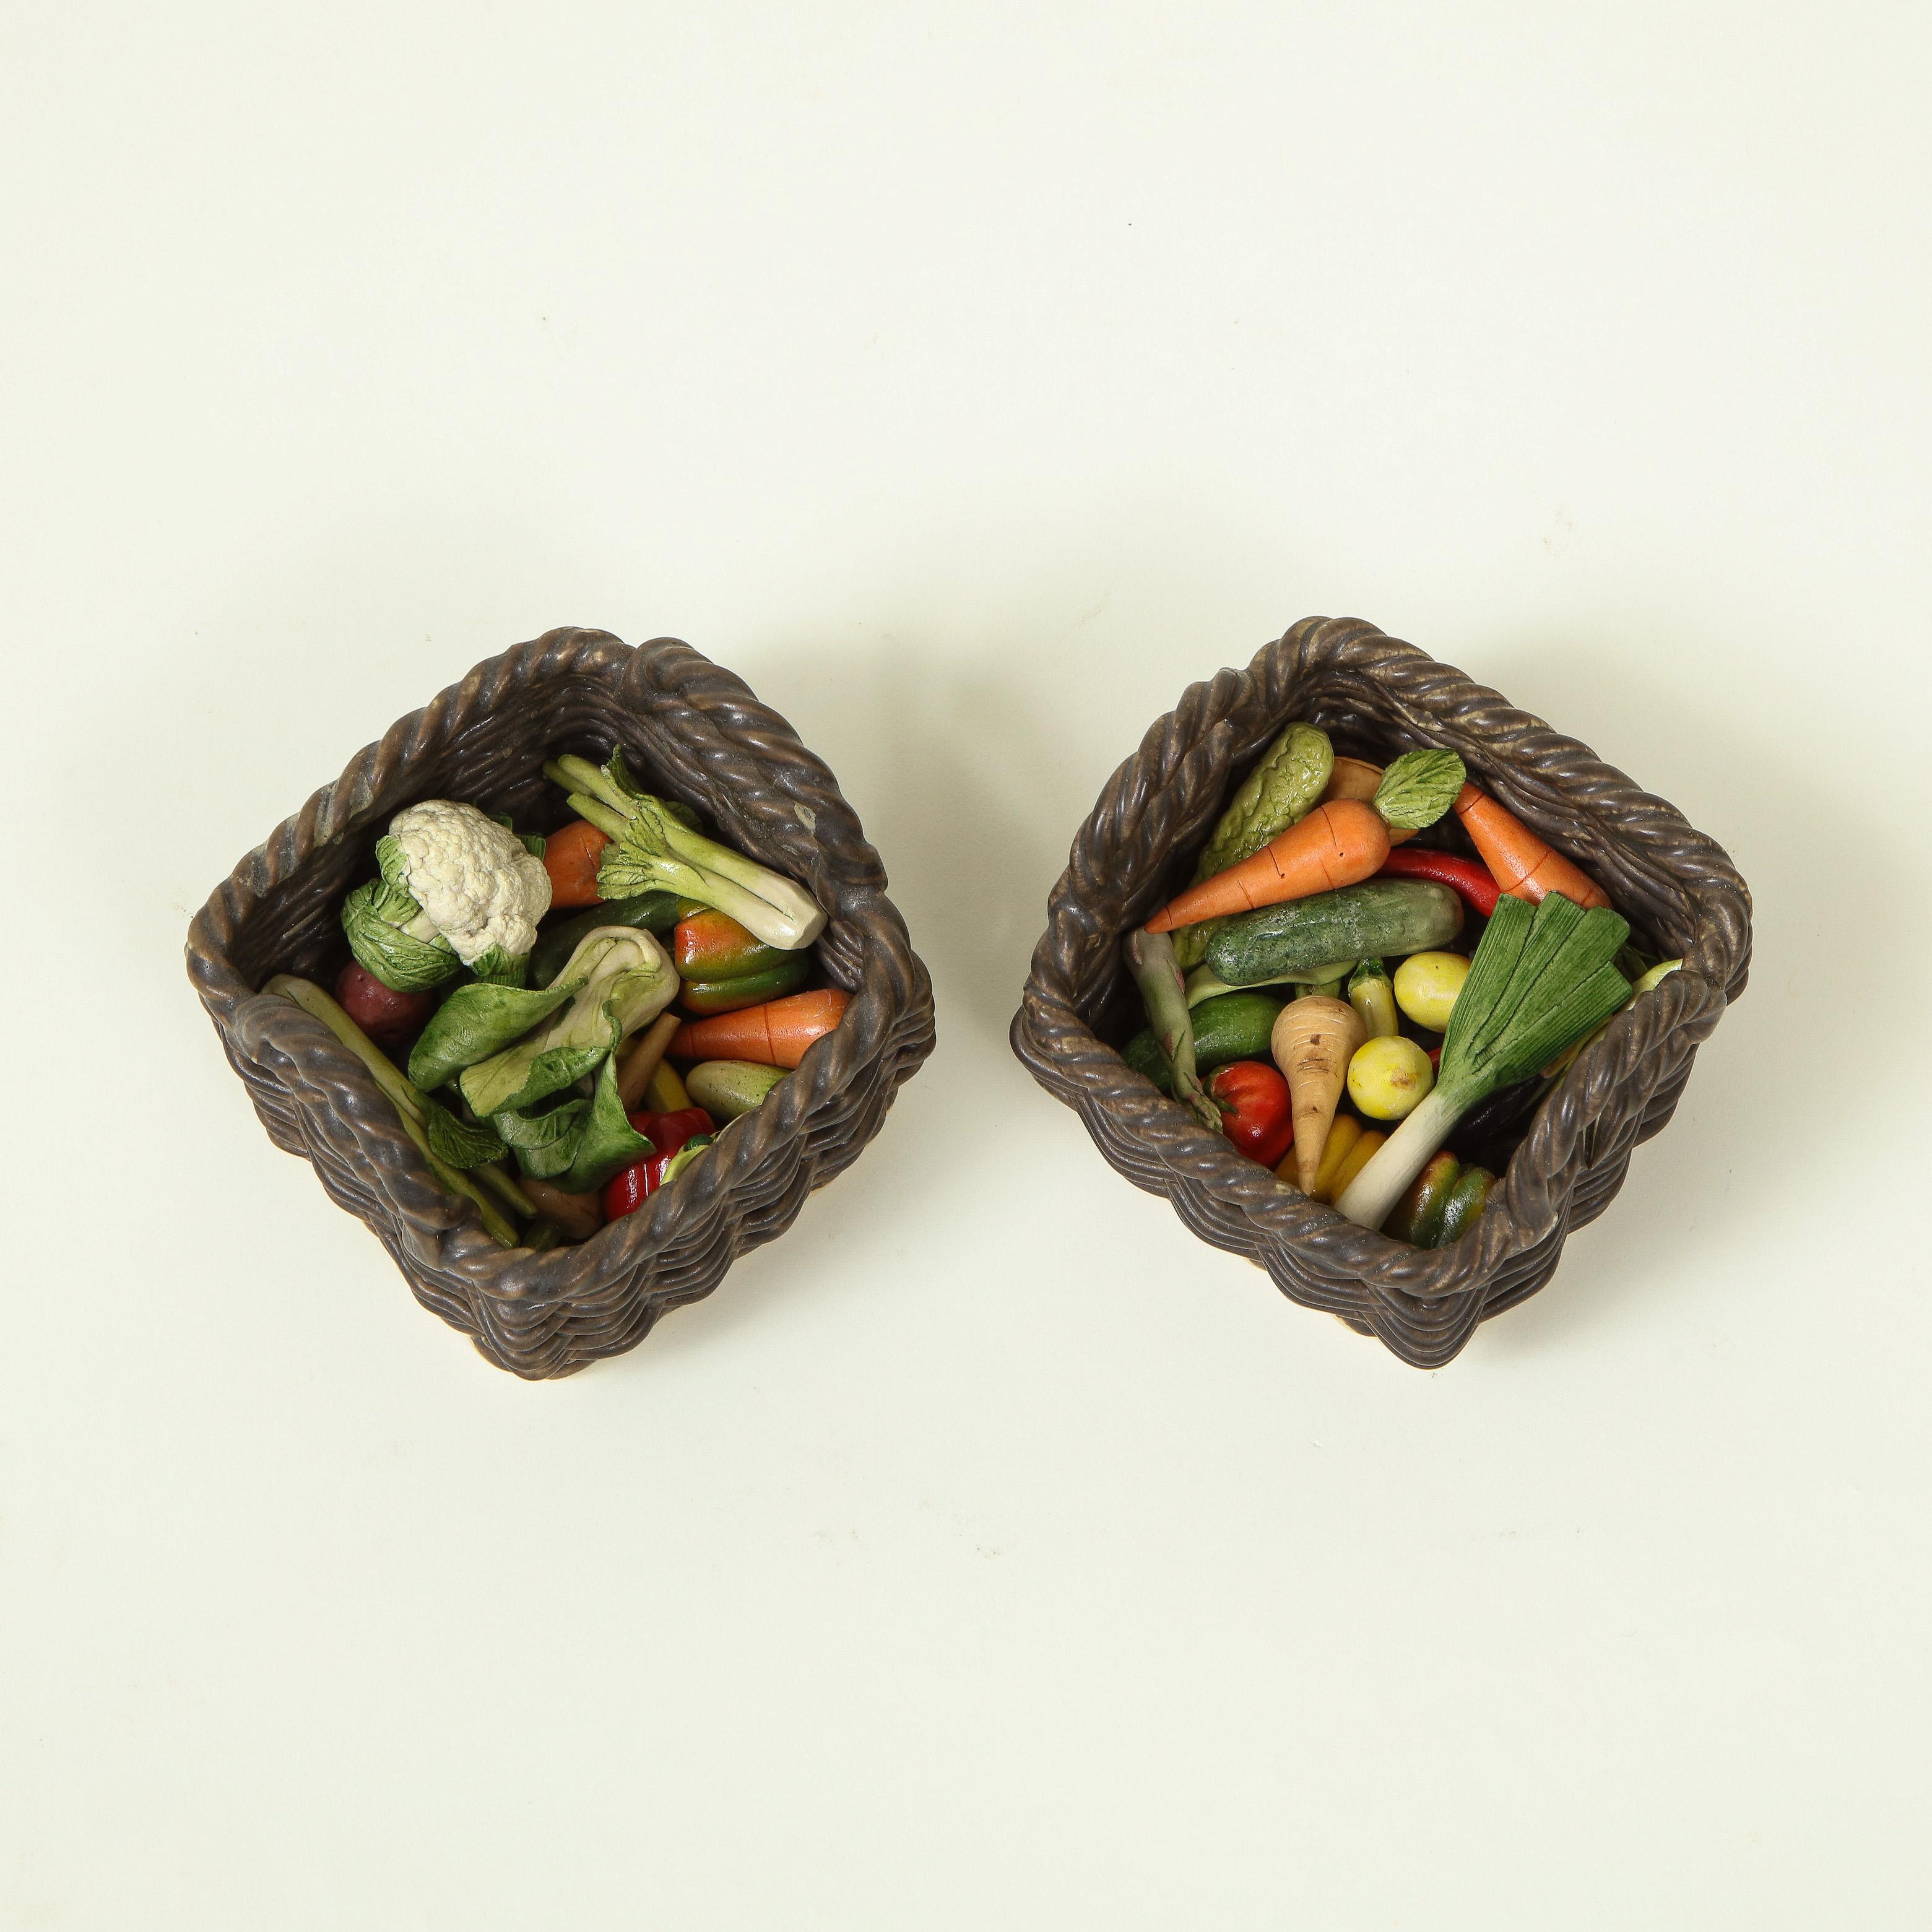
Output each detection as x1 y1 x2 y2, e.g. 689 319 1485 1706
1333 891 1632 1231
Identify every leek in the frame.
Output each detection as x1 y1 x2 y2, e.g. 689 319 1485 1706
1333 892 1632 1231
546 752 826 952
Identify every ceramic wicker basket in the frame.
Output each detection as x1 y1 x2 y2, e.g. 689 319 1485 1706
1011 617 1752 1367
187 628 935 1378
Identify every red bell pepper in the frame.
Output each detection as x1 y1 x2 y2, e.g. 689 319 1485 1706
1375 846 1501 918
1206 1060 1294 1169
602 1105 716 1219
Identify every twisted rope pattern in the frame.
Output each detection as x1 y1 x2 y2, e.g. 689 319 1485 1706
1011 617 1751 1367
187 629 935 1377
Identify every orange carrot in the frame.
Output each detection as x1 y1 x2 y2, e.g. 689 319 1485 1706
1320 757 1417 843
1145 799 1390 933
1452 784 1610 909
543 820 611 909
670 988 851 1068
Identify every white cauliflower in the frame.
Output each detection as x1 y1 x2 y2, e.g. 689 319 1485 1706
388 799 552 968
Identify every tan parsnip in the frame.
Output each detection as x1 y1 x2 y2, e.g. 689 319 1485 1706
1271 995 1367 1193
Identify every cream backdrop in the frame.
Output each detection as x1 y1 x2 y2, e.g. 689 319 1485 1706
3 4 1927 1927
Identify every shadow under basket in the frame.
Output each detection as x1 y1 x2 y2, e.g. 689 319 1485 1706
187 628 935 1379
1011 617 1752 1368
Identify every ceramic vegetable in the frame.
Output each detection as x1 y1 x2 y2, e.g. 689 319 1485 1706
264 974 534 1247
1346 1034 1436 1121
680 958 811 1015
1193 722 1335 880
530 891 684 989
1145 798 1392 932
1123 989 1284 1090
603 1106 715 1219
674 909 791 982
669 988 851 1070
548 750 826 951
685 1060 787 1120
334 960 437 1046
1205 878 1463 986
1270 995 1366 1193
1335 891 1631 1231
1374 846 1501 917
1123 929 1221 1132
342 799 553 990
456 927 679 1117
1346 958 1398 1039
1453 783 1610 909
1207 1061 1294 1169
542 819 613 909
1393 951 1470 1032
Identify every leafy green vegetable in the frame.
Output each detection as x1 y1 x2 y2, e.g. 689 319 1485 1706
458 928 677 1118
406 974 586 1094
423 1098 508 1170
340 874 464 992
488 811 547 859
1333 892 1631 1230
1371 748 1466 831
493 1093 591 1181
529 892 683 989
552 1057 658 1195
468 946 531 987
545 752 826 951
1194 723 1333 881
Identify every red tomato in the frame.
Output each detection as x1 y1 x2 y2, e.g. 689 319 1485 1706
602 1107 716 1219
1206 1060 1294 1169
334 960 438 1046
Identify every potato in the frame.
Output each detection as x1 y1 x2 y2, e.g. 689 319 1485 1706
334 960 438 1046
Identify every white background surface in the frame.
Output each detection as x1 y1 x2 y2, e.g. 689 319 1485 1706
4 4 1928 1926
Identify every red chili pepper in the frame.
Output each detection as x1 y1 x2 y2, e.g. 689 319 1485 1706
602 1106 716 1219
1206 1060 1294 1169
1376 846 1501 917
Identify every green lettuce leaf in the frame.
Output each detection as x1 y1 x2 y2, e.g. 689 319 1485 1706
552 1057 658 1195
456 930 677 1119
406 974 586 1093
423 1098 508 1169
1372 748 1466 831
494 1093 591 1180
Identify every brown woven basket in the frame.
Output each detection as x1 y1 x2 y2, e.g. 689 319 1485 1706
1011 617 1751 1367
187 627 935 1378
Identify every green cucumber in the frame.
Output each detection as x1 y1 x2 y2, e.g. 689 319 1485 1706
1431 1165 1496 1247
531 893 682 987
1205 880 1463 987
1122 990 1284 1093
684 1060 787 1120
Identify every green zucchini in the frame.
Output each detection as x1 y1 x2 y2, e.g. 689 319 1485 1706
1205 880 1463 987
530 893 683 987
1122 990 1284 1093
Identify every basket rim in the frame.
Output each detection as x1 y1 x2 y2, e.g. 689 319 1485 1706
1012 615 1752 1332
186 626 932 1319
